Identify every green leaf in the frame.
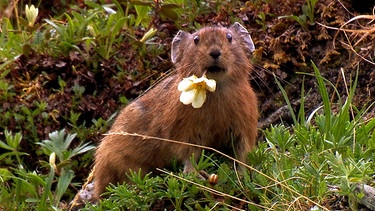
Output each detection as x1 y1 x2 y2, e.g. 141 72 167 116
22 44 33 56
311 61 331 132
112 0 125 16
0 62 12 77
70 143 95 158
61 133 77 151
0 151 28 161
26 172 47 187
112 17 127 36
40 164 55 208
0 168 14 183
131 0 154 7
55 169 74 205
134 4 150 27
161 4 179 20
0 140 14 151
274 73 297 125
44 19 64 36
4 130 23 149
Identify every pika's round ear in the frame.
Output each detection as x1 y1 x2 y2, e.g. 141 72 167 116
171 30 191 64
230 22 255 53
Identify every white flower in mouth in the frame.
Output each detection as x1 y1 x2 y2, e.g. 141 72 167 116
178 75 216 108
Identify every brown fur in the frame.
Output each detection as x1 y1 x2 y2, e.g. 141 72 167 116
94 23 258 199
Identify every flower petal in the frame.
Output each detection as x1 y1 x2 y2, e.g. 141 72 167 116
187 75 198 80
192 89 206 108
178 79 195 92
25 4 38 27
205 79 216 92
178 74 216 108
180 90 196 105
192 77 205 83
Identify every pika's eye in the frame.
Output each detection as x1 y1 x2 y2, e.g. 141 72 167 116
193 36 200 45
226 33 232 43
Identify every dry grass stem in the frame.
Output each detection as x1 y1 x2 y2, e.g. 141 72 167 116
317 14 375 66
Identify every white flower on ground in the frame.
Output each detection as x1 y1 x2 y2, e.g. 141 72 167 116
178 75 216 108
25 5 38 27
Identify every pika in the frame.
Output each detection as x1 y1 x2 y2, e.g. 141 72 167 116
94 22 258 199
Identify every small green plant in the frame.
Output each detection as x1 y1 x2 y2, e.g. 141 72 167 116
89 171 164 210
88 150 225 210
131 0 183 27
279 0 318 29
256 12 267 31
0 18 26 60
0 130 27 166
37 129 95 166
250 61 375 209
0 129 95 210
164 176 193 210
303 0 318 24
42 0 182 61
325 151 371 210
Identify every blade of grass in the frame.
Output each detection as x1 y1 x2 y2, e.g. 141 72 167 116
40 164 54 209
274 73 297 125
298 76 306 125
311 61 331 132
339 67 358 153
55 169 74 206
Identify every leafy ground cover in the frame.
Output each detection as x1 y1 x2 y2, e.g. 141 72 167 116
1 0 375 210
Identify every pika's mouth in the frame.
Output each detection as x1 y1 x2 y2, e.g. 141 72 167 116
207 66 225 73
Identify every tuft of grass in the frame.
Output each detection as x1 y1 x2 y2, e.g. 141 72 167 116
251 61 374 210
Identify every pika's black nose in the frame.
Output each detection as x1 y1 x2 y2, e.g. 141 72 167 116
209 50 221 59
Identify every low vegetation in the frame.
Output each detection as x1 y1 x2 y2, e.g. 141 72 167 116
1 0 374 210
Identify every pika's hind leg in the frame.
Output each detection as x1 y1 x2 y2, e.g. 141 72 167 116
93 164 120 199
